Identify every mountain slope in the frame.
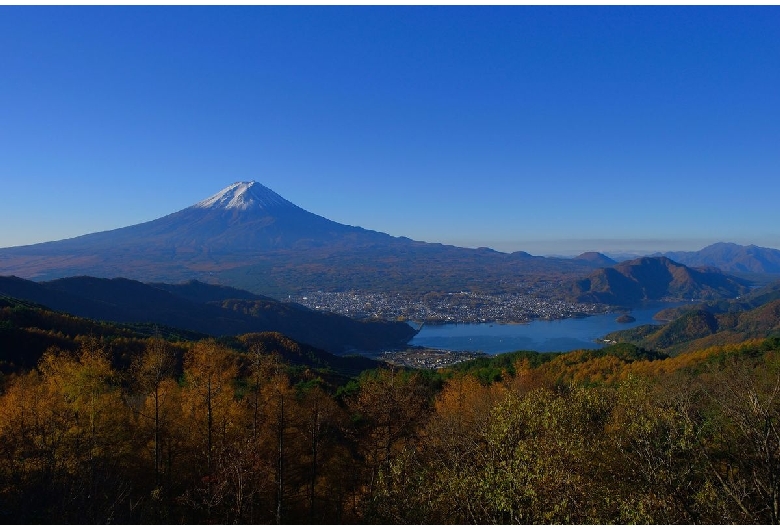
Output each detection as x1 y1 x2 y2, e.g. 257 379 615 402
0 275 416 353
0 295 382 377
603 298 780 355
0 181 601 296
570 256 751 305
573 252 616 267
664 242 780 274
651 278 780 322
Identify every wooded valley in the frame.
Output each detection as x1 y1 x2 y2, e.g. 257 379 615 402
1 295 780 523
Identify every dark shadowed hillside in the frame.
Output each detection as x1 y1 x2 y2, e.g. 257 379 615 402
603 297 780 354
0 295 382 378
150 279 272 304
0 275 416 353
652 278 780 322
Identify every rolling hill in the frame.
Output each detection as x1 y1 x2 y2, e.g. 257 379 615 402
663 242 780 274
602 297 780 355
0 294 382 377
0 275 416 353
573 252 617 267
569 256 751 305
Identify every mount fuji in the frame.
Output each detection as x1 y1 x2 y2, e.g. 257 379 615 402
10 181 382 252
0 181 596 296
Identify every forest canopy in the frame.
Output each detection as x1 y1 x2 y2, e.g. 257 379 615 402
1 297 780 523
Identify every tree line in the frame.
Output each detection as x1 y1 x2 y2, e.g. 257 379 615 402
0 332 779 523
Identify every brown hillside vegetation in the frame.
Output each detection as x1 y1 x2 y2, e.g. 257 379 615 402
604 298 780 355
571 256 750 305
2 297 780 524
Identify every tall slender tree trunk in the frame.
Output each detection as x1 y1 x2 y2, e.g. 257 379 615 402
253 374 260 439
154 386 160 484
207 374 213 513
310 408 320 523
276 391 284 525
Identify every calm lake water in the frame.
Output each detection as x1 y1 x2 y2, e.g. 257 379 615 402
409 303 682 354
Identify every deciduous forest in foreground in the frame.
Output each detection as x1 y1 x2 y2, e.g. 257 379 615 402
2 299 780 524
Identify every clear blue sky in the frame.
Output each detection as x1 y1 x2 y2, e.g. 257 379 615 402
1 6 779 256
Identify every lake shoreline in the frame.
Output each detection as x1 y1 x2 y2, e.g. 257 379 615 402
407 302 687 355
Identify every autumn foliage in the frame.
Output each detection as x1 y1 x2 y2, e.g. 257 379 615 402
1 322 780 522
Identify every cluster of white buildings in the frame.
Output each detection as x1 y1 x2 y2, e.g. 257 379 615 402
292 288 606 324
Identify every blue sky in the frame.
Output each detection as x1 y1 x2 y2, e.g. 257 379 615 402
1 6 779 256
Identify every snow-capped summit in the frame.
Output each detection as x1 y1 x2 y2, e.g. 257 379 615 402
0 179 618 301
195 181 292 211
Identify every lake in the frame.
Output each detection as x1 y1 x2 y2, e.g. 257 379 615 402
409 302 682 354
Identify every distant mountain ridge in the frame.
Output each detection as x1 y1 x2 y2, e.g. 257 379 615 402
0 275 416 353
570 256 751 305
573 252 616 267
1 183 775 298
662 242 780 274
0 181 604 296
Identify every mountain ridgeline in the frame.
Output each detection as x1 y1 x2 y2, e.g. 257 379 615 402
0 275 415 354
0 181 771 304
569 256 751 305
0 294 383 378
663 242 780 274
0 181 615 296
603 297 780 355
600 277 780 354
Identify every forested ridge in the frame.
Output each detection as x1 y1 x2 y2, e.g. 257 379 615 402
2 298 780 523
604 283 780 356
0 275 417 354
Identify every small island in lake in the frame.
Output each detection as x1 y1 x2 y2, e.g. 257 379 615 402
616 314 636 323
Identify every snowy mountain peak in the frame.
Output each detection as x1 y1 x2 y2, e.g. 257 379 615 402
194 181 291 211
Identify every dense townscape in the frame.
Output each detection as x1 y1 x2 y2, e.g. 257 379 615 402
291 287 608 324
377 347 488 369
